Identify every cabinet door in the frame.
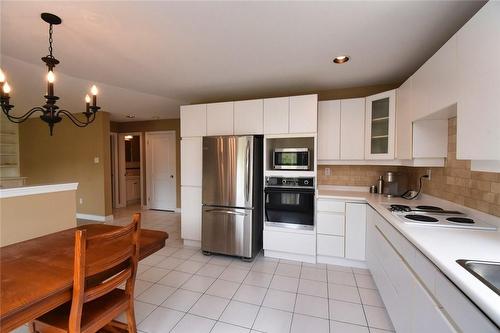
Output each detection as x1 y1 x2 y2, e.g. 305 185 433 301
206 102 234 135
318 100 340 160
180 104 207 137
396 78 413 160
411 62 432 121
317 234 344 257
263 97 289 134
365 90 396 160
341 98 365 160
181 137 202 186
234 99 263 134
412 120 448 158
456 1 500 160
345 203 366 261
289 94 318 133
181 186 202 241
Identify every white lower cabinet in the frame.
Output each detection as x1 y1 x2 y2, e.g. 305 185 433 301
181 186 202 242
366 206 497 333
316 199 366 264
263 228 316 262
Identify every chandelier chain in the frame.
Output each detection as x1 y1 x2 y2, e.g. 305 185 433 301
48 24 54 58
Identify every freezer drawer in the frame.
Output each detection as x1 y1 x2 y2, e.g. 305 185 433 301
202 206 253 258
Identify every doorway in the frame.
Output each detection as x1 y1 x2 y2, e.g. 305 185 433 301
146 131 177 211
116 132 143 208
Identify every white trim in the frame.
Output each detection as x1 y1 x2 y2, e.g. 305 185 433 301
317 158 445 167
183 240 201 248
316 255 368 269
110 132 120 208
264 250 316 264
117 132 144 208
76 213 114 222
0 183 78 199
145 131 177 210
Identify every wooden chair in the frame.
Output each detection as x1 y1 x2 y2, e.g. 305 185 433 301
30 213 141 333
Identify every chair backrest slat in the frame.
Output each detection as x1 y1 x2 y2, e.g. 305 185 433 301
68 213 141 332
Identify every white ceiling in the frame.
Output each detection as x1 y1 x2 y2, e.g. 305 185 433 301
0 1 485 121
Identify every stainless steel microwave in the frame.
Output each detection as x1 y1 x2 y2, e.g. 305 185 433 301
273 148 310 170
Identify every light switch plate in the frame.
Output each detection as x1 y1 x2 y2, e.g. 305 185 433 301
324 167 331 176
94 157 99 164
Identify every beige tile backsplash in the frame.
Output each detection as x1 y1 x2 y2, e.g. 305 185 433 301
318 118 500 217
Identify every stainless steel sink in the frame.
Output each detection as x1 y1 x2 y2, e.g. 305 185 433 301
457 260 500 295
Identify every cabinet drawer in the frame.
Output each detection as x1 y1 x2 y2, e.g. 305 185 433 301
264 230 316 256
317 212 344 236
317 234 344 257
317 199 345 213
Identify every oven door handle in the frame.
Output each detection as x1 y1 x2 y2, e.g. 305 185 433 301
264 187 315 194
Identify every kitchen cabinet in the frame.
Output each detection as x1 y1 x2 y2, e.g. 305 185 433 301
340 98 365 160
234 99 263 134
263 97 289 134
396 78 413 160
318 100 341 160
317 234 344 257
365 90 396 160
181 137 202 187
126 177 140 203
206 102 234 136
456 1 500 161
180 104 206 137
181 186 202 242
345 203 366 261
263 228 316 262
412 120 448 158
289 94 318 133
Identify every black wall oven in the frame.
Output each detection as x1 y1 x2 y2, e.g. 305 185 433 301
264 177 315 230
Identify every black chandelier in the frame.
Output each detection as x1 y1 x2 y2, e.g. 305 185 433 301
0 13 101 135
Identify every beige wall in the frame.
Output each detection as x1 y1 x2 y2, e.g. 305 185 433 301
19 112 112 217
318 118 500 217
0 190 76 246
111 119 181 208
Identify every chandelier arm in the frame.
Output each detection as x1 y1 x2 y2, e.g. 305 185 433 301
57 109 95 127
1 106 45 123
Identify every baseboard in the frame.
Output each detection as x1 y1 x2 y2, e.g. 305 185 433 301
264 250 316 264
76 213 114 222
316 255 368 269
183 240 201 248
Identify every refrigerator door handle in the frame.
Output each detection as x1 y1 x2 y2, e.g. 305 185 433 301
245 140 250 202
205 208 249 217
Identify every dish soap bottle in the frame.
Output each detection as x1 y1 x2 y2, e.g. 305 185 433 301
377 176 384 195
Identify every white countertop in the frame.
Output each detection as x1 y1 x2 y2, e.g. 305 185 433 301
317 188 500 326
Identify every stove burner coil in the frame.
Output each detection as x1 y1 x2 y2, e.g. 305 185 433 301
404 214 439 223
415 205 443 211
446 217 475 224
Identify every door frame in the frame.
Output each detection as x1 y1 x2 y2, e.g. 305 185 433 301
110 132 120 208
145 130 177 211
117 132 144 208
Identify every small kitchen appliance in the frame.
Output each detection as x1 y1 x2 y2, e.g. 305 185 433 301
273 148 310 170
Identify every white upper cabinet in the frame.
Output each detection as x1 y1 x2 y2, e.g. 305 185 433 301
234 99 264 135
341 98 365 160
181 137 202 187
413 120 448 158
428 36 458 114
318 100 341 160
365 90 396 160
206 102 234 136
411 61 432 121
396 78 413 160
180 104 206 137
263 97 289 134
456 1 500 161
289 94 318 133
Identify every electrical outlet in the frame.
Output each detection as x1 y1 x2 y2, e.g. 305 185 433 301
426 169 432 180
79 198 83 205
324 167 331 176
94 157 100 164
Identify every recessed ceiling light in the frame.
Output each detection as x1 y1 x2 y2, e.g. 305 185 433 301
333 55 350 64
126 114 135 119
124 135 133 140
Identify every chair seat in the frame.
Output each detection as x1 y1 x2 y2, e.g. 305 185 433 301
34 289 129 333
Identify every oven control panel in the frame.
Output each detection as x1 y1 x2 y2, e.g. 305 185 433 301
265 177 314 188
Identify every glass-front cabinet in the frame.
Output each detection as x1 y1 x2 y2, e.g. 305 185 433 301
365 90 396 159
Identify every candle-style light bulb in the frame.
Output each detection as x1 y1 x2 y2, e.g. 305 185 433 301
47 71 55 83
3 82 11 94
90 85 98 107
85 94 91 103
0 69 5 83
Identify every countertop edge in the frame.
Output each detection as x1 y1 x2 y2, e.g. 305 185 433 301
0 183 79 198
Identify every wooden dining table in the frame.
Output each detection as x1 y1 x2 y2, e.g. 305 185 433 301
0 224 168 333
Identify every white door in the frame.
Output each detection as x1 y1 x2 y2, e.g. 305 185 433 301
147 132 177 210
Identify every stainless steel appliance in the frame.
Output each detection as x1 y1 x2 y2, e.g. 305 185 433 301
383 171 408 197
202 136 263 259
273 148 310 170
264 177 315 230
388 204 497 230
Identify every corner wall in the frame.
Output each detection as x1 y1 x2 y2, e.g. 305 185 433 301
19 112 112 217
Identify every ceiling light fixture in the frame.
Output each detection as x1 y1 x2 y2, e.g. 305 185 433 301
124 135 133 140
126 114 136 119
0 13 101 135
333 55 350 64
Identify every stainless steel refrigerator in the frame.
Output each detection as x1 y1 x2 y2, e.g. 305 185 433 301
202 135 263 259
